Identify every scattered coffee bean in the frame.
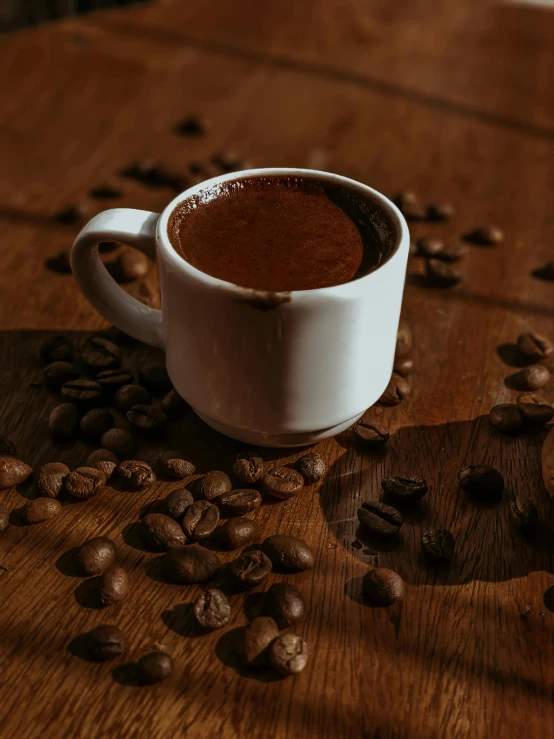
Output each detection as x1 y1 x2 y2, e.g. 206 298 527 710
157 451 196 480
43 361 80 388
488 404 523 434
517 394 554 425
139 513 186 550
182 500 220 540
193 589 231 630
48 402 79 439
174 115 208 136
508 365 550 391
0 503 9 534
269 633 308 676
0 456 32 489
358 501 402 536
22 497 61 523
36 462 69 498
163 487 194 519
393 356 415 376
264 583 305 629
101 428 136 459
198 471 232 501
211 152 243 172
66 467 106 499
362 567 405 605
127 404 167 431
80 408 114 440
118 460 155 491
0 436 16 457
138 651 174 684
162 544 221 583
232 451 264 484
353 421 389 446
54 204 89 225
114 249 149 283
421 529 455 563
458 465 504 499
262 467 304 499
426 258 463 287
91 183 121 199
262 535 314 571
86 449 119 479
516 332 552 363
139 364 172 394
394 191 426 220
381 475 428 502
510 494 539 532
99 565 129 606
465 225 503 245
433 241 468 263
218 517 259 550
237 617 279 667
121 160 185 190
297 453 326 484
77 537 117 576
88 624 127 661
395 321 413 357
61 379 103 405
416 237 444 258
115 384 152 412
228 549 272 588
377 373 411 406
215 489 262 516
81 337 120 372
96 369 134 392
46 250 72 274
427 201 454 221
161 388 189 419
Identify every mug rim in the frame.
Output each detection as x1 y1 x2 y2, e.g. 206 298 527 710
156 167 409 298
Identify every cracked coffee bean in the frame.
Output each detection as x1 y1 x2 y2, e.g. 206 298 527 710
198 471 232 501
377 373 411 406
22 497 61 524
79 408 114 440
508 365 550 391
0 503 9 535
138 651 174 684
49 403 79 439
488 404 523 434
118 460 155 491
77 537 117 576
101 428 136 459
0 456 32 489
395 321 413 357
115 384 152 412
139 513 186 550
232 451 264 484
157 451 196 480
458 465 504 500
87 625 127 661
517 394 554 425
161 389 189 419
228 549 272 588
114 249 149 283
81 337 120 372
362 567 405 605
426 258 463 287
214 489 262 517
127 404 167 431
99 565 129 606
0 436 16 457
357 501 402 536
96 369 134 393
297 453 326 484
381 475 428 502
465 225 503 245
236 617 279 667
510 494 538 532
138 364 172 394
421 529 455 563
269 633 308 676
40 335 73 364
163 487 193 519
43 361 80 388
36 462 69 498
182 500 220 540
86 449 119 480
262 467 304 499
416 237 444 258
516 332 552 363
66 467 106 499
264 583 305 629
393 356 415 377
353 421 389 447
262 535 314 572
427 201 454 221
218 517 259 550
193 589 231 631
61 379 103 406
162 544 221 583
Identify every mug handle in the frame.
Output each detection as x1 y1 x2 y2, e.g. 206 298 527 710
71 208 164 348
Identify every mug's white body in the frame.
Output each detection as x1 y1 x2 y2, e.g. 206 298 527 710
72 169 409 446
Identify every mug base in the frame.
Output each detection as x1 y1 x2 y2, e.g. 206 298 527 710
193 409 364 448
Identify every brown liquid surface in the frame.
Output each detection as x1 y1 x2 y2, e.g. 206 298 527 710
168 176 395 292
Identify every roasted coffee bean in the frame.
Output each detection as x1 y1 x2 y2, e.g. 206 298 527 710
66 467 106 499
40 335 73 364
488 404 523 434
22 497 61 524
393 356 415 377
237 617 279 667
118 460 155 491
77 537 117 576
262 467 304 499
99 565 129 606
198 471 232 501
193 589 231 630
416 237 444 258
139 364 172 394
0 503 9 534
377 373 411 406
353 421 389 446
0 436 16 457
139 513 186 550
46 250 72 274
0 456 32 489
465 225 504 245
395 320 413 357
232 451 264 484
175 115 208 136
101 428 136 459
517 394 554 425
357 501 402 536
427 201 455 221
79 408 114 440
36 462 69 498
218 517 259 550
262 535 314 572
61 379 103 405
264 583 305 629
215 489 262 517
509 365 550 391
157 451 196 480
516 332 552 363
96 368 134 392
86 449 119 480
393 191 426 220
362 567 405 605
297 453 326 484
458 465 504 499
161 388 189 419
88 625 127 661
163 487 194 519
381 475 428 502
55 203 90 224
81 337 120 371
127 404 167 431
433 241 468 263
510 494 538 532
270 633 308 676
162 544 221 583
115 384 152 412
43 361 80 388
114 249 149 283
121 160 185 189
182 500 220 540
138 651 174 684
421 529 455 563
426 258 463 287
91 183 121 199
228 549 272 588
48 403 79 440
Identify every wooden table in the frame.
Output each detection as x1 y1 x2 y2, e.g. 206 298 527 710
1 2 553 736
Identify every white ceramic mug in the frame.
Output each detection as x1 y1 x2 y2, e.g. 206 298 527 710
71 168 409 447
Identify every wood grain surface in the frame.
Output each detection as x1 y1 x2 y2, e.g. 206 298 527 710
1 2 554 737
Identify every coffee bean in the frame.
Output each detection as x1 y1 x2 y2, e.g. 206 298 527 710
86 449 119 480
66 467 106 499
458 465 504 499
214 489 261 517
262 535 314 572
43 361 80 388
426 258 463 287
40 335 73 364
264 583 305 629
232 451 264 484
162 544 221 583
115 384 152 412
61 379 103 405
393 191 426 220
0 456 32 489
161 389 189 419
193 589 231 630
353 421 389 446
0 436 16 457
421 529 455 563
510 494 538 532
81 337 120 372
381 475 428 502
22 497 61 524
262 467 304 499
46 250 72 274
517 394 554 425
77 537 117 576
393 356 415 377
48 403 79 439
516 332 552 363
269 633 308 676
121 160 186 190
96 369 134 392
88 625 127 661
509 365 550 391
79 408 114 440
488 404 523 434
157 451 196 480
101 428 136 459
395 321 413 357
139 364 172 394
427 202 455 221
358 501 402 536
297 453 326 484
211 151 243 172
139 513 186 550
362 567 405 605
127 404 167 431
377 373 411 406
198 471 232 501
36 462 69 498
465 225 503 245
138 651 174 684
228 549 272 588
175 116 209 136
118 460 155 492
0 503 9 534
182 500 220 540
91 183 121 199
237 617 279 667
114 249 149 283
99 565 129 606
163 487 194 519
433 241 468 263
416 237 444 258
217 517 259 550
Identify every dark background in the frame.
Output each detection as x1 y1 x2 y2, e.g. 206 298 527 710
0 0 148 31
